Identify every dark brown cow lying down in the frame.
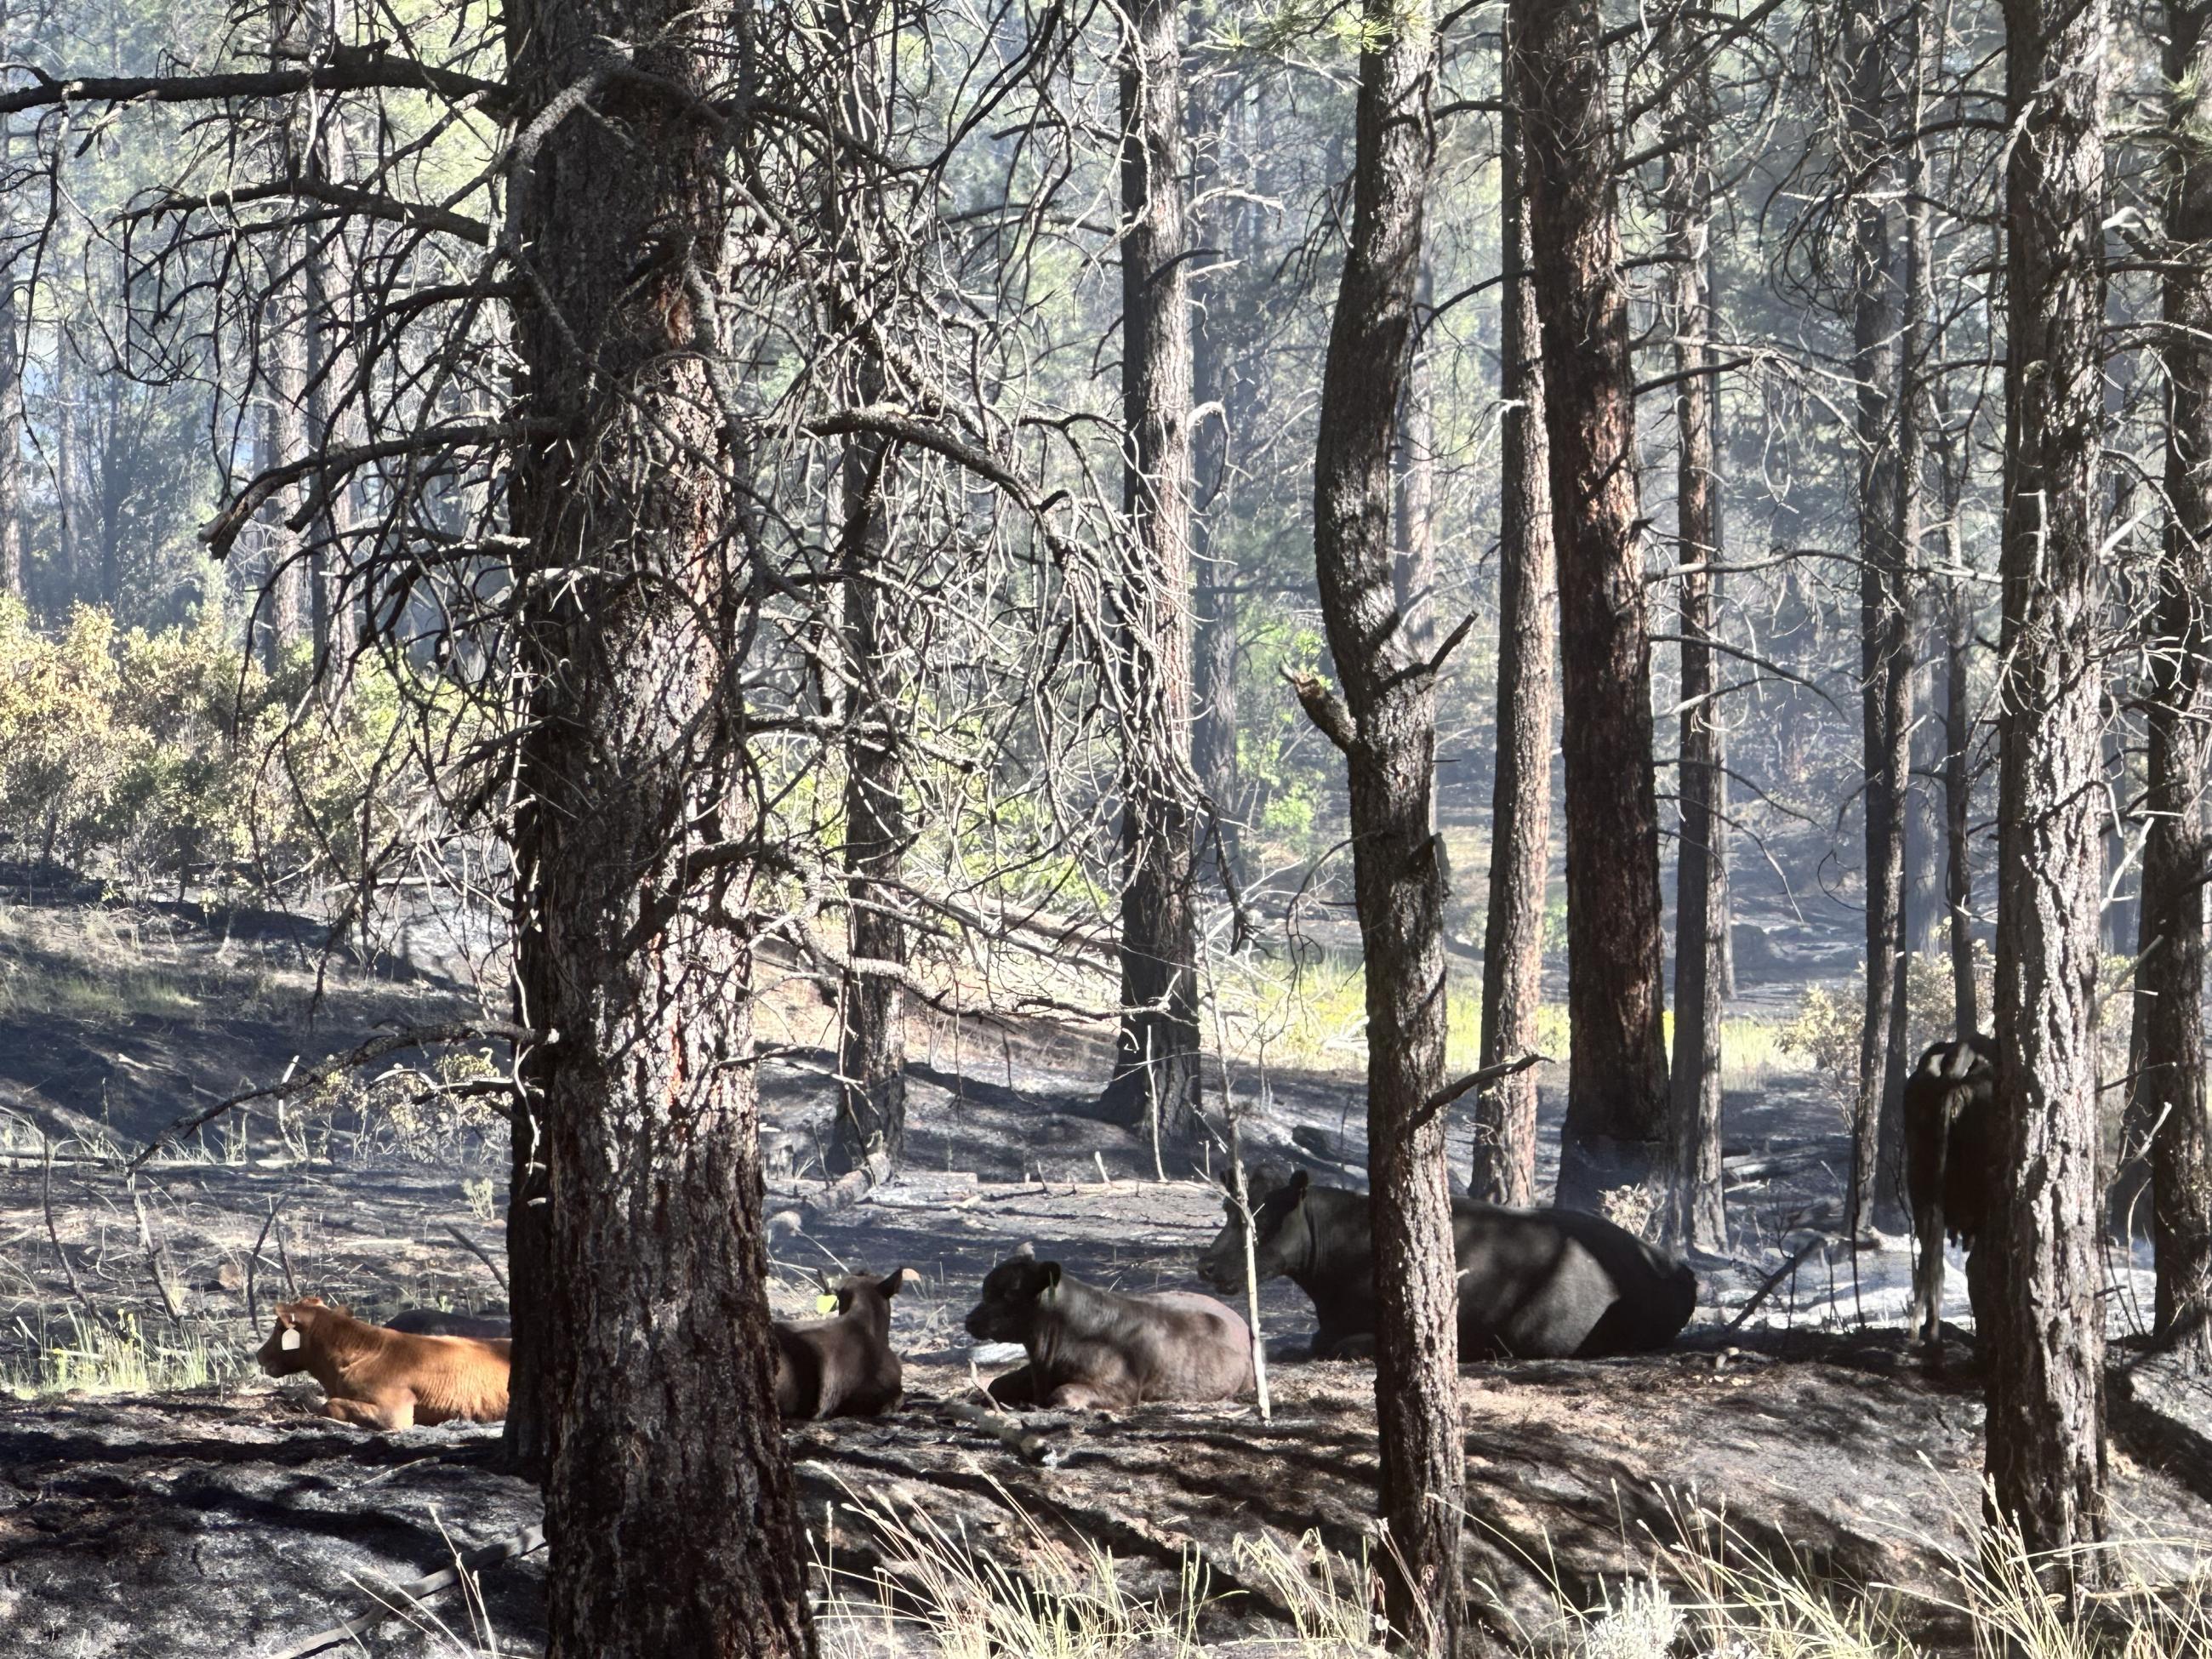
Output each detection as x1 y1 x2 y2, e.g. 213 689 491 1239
773 1267 913 1420
963 1245 1254 1410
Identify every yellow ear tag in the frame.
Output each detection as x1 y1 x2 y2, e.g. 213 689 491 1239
281 1329 302 1351
814 1293 839 1316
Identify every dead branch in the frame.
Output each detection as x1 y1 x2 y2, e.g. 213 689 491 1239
1416 1052 1547 1126
1283 668 1357 755
129 1021 544 1168
265 1525 547 1659
43 1139 111 1332
128 1178 185 1325
444 1223 509 1295
938 1398 1061 1465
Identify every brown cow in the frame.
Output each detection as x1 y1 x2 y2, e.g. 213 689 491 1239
258 1297 510 1429
963 1246 1254 1410
772 1267 913 1420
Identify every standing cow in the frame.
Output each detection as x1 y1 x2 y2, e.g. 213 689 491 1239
1905 1033 1996 1350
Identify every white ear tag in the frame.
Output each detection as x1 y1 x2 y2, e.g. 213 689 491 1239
814 1293 839 1316
281 1328 302 1351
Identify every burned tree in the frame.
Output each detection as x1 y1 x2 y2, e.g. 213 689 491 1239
1102 0 1204 1143
2137 0 2212 1365
1292 0 1461 1644
1662 37 1726 1253
826 0 909 1184
1474 10 1555 1210
1985 0 2110 1563
1519 0 1670 1202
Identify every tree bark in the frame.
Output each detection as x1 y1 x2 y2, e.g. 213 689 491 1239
261 0 313 665
1942 588 1978 1034
504 0 814 1648
1474 24 1554 1211
2140 0 2212 1366
1189 57 1242 893
1301 2 1459 1643
1663 47 1726 1254
1847 6 1912 1237
1519 0 1669 1204
0 266 20 601
1102 0 1203 1144
1985 0 2111 1565
827 0 907 1184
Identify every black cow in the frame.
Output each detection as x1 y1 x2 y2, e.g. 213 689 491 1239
1905 1033 1995 1349
383 1308 512 1340
1196 1166 1696 1360
774 1266 914 1420
964 1246 1255 1409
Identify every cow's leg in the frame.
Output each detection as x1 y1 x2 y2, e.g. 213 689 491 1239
1910 1200 1947 1352
324 1396 413 1431
985 1364 1041 1408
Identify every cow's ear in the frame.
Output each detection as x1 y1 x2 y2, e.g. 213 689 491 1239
882 1266 916 1297
1039 1263 1062 1299
1288 1169 1310 1204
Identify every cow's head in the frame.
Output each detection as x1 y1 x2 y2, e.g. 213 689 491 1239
963 1245 1061 1343
257 1297 331 1377
816 1266 916 1333
1196 1165 1312 1293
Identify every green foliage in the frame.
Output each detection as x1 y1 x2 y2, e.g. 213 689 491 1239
0 599 445 895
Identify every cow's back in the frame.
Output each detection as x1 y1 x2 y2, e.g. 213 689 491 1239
1451 1203 1694 1359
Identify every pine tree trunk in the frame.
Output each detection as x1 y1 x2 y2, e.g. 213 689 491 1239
2141 0 2212 1365
1299 3 1459 1643
1942 591 1977 1034
262 0 312 665
1474 29 1554 1211
1848 9 1912 1237
1519 0 1670 1203
0 271 20 601
1663 51 1725 1254
503 0 814 1646
1103 0 1202 1143
1189 47 1246 892
828 0 907 1183
1985 0 2111 1563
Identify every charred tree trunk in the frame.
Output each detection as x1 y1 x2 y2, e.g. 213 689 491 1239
1942 588 1978 1034
1474 26 1554 1211
1520 0 1669 1203
1296 2 1459 1643
1189 69 1242 892
1664 49 1726 1254
1847 9 1912 1237
504 0 814 1648
1395 265 1448 893
0 267 20 601
1103 0 1203 1143
261 0 312 666
1985 0 2111 1565
2141 0 2212 1365
828 0 907 1183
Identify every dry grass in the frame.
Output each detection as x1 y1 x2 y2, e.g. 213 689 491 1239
802 1487 2212 1659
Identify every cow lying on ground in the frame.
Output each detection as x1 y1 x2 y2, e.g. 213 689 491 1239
773 1266 913 1419
1197 1166 1697 1360
964 1246 1254 1409
1905 1033 1996 1349
258 1297 510 1429
384 1308 511 1340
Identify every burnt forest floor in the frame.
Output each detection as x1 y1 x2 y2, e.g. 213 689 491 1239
0 881 2205 1656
